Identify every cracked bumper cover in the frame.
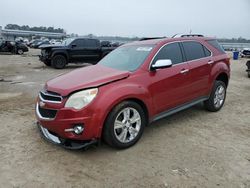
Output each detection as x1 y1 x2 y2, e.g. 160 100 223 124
39 55 50 62
37 122 98 150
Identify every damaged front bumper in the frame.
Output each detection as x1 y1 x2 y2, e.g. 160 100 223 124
39 55 50 62
37 122 98 150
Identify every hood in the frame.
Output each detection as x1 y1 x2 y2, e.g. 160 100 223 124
39 44 64 49
45 65 130 96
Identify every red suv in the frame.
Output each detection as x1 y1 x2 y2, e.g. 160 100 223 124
36 35 230 149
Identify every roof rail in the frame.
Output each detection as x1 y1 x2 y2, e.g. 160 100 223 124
181 34 204 37
139 37 166 41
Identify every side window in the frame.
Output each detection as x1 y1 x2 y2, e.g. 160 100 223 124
71 39 84 48
78 39 87 48
153 43 183 65
85 39 98 48
182 41 206 61
73 39 98 48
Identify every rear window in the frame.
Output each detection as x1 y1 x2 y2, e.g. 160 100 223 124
182 41 207 61
207 40 225 53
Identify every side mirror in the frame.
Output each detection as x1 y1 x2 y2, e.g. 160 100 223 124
151 59 172 70
71 44 77 48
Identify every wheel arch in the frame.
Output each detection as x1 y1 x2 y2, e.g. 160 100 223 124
215 72 229 87
100 97 150 139
210 61 230 90
122 97 149 124
95 84 153 137
52 51 69 60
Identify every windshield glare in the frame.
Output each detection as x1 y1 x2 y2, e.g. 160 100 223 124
99 45 154 71
62 38 75 46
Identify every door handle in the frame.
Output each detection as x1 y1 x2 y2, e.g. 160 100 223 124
208 60 214 65
180 69 189 74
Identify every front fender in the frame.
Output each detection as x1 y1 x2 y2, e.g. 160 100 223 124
93 83 153 138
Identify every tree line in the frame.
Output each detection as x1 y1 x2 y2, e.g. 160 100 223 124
84 34 140 42
217 37 250 43
3 24 249 42
4 24 65 33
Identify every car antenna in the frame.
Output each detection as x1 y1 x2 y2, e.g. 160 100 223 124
171 33 181 38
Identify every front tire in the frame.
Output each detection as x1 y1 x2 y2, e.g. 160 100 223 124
204 81 226 112
17 49 24 55
51 55 67 69
103 101 146 149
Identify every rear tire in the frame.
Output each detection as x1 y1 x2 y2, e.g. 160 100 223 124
51 55 67 69
103 101 146 149
204 81 226 112
248 72 250 78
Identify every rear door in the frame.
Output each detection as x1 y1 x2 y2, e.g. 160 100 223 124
81 39 101 63
181 41 212 100
70 39 100 63
149 42 191 114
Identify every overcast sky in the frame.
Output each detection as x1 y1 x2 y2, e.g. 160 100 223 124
0 0 250 39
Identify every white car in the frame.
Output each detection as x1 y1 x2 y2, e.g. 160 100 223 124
241 48 250 58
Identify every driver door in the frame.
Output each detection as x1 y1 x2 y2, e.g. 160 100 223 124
148 42 191 114
69 39 86 62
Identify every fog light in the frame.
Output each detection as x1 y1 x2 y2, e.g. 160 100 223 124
74 125 84 134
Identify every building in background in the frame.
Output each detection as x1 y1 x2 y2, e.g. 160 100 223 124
0 26 66 41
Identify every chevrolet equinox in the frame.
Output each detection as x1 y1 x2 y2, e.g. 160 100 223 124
36 35 230 149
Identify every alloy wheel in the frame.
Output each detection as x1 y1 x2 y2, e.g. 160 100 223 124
114 107 141 143
214 85 225 108
17 49 23 55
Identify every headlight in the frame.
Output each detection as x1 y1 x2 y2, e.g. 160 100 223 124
65 88 98 110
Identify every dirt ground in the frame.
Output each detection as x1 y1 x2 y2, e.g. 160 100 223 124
0 49 249 188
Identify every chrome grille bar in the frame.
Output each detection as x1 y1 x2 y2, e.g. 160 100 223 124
39 90 63 104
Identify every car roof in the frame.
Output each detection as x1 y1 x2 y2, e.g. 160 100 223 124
124 36 216 47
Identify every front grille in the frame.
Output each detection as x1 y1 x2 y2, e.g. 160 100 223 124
38 105 57 119
39 90 62 103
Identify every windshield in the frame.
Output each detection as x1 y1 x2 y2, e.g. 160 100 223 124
99 45 154 71
62 38 75 46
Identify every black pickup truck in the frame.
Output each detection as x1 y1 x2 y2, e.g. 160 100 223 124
39 38 116 69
